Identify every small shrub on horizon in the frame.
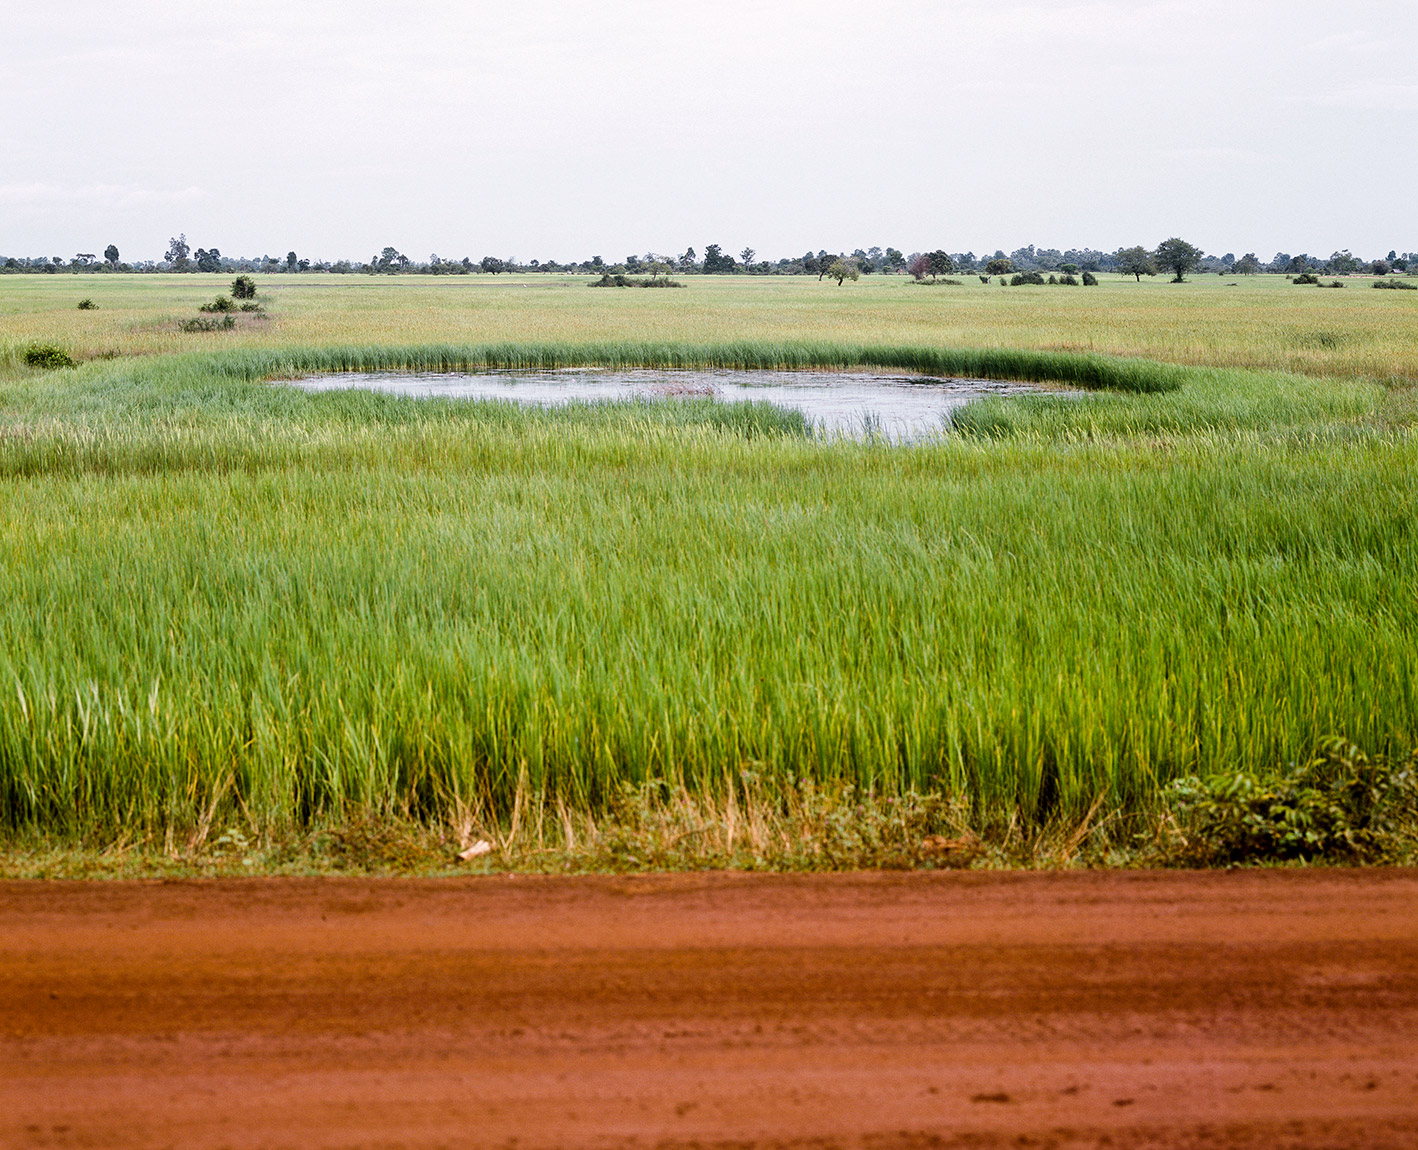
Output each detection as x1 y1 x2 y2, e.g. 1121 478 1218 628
1010 271 1046 286
1294 272 1321 285
589 272 683 288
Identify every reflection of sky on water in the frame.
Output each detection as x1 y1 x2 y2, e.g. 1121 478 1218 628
291 369 1066 442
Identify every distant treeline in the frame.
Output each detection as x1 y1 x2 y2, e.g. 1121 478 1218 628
3 235 1415 278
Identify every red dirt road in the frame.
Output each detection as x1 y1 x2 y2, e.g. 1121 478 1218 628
3 871 1418 1149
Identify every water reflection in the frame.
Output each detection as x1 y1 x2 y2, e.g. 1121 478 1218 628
291 368 1064 442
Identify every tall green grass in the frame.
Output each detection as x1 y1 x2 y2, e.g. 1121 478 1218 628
0 342 1413 849
200 340 1187 393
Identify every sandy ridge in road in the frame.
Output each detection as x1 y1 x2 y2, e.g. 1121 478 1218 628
4 870 1418 1149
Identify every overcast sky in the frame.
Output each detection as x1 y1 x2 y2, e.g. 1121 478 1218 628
4 1 1416 263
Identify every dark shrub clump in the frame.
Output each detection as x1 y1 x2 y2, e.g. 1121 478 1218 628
1294 272 1321 285
23 343 77 369
199 295 237 313
1373 279 1417 290
76 298 98 310
1081 271 1099 286
231 275 257 300
180 315 236 332
1009 271 1046 286
590 273 683 288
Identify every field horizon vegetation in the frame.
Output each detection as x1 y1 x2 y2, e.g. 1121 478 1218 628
1 271 1416 876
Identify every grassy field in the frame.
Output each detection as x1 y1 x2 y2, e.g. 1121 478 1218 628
1 272 1415 874
4 270 1418 383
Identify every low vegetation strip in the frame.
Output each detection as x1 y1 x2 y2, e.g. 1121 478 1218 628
187 340 1190 394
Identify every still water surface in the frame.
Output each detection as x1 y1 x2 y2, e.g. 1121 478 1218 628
292 369 1062 441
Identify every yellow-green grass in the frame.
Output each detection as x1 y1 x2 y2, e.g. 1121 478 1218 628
1 273 1416 863
3 270 1418 383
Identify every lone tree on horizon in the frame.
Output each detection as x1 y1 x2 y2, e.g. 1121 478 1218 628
1114 246 1157 282
1155 237 1203 283
165 234 191 272
927 250 954 280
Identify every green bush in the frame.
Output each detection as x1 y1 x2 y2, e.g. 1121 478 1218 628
1373 279 1417 290
231 275 257 300
1081 271 1099 286
1294 272 1321 285
1165 739 1418 864
180 315 237 332
1058 274 1079 286
589 273 683 288
1010 271 1045 286
199 295 237 313
22 343 77 369
76 298 98 310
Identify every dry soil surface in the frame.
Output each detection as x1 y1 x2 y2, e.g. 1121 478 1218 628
3 870 1418 1149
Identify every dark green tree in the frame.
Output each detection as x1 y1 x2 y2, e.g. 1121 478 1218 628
927 250 954 280
1114 246 1157 282
165 234 191 271
703 244 737 274
103 244 119 267
1155 237 1203 282
195 247 222 273
1326 250 1360 275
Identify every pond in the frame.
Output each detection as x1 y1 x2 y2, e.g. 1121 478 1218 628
290 369 1066 442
